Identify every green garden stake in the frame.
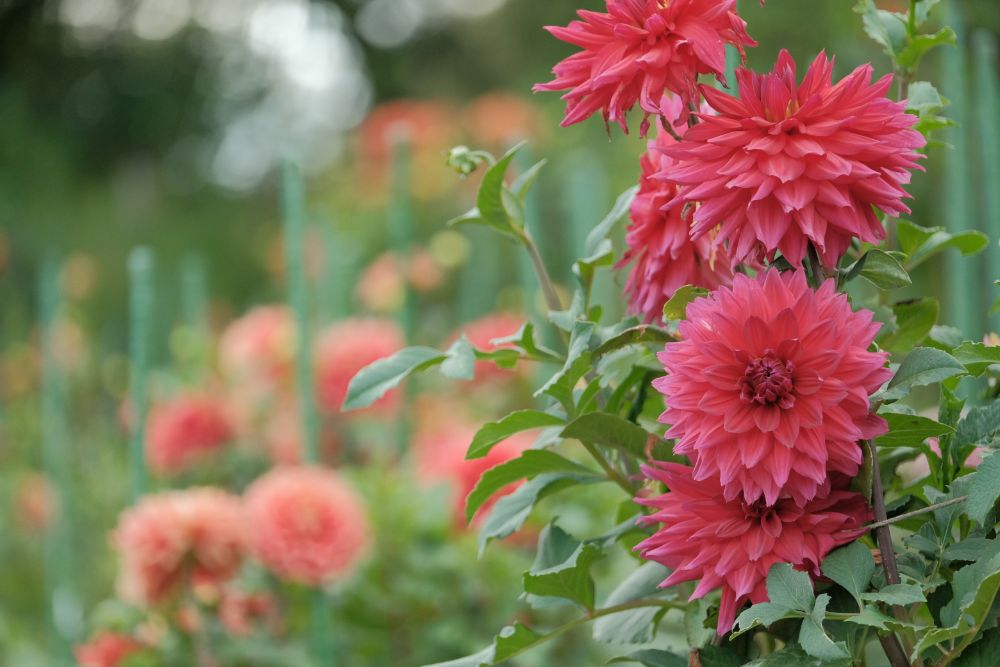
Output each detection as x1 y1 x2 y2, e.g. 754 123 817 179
458 226 500 322
280 160 331 664
973 30 1000 331
319 223 358 323
388 135 416 455
40 255 78 665
179 253 208 334
941 4 978 336
127 247 154 502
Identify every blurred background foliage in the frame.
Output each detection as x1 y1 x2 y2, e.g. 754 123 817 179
0 0 998 664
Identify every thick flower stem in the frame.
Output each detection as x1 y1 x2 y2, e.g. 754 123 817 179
868 439 914 667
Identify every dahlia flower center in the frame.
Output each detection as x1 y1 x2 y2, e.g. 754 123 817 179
739 351 795 408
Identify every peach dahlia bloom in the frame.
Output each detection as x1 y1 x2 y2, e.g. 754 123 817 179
661 50 925 268
113 489 247 607
244 466 370 585
655 270 891 506
534 0 757 134
218 305 296 406
620 97 732 322
636 462 870 634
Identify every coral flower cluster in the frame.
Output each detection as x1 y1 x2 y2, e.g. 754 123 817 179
74 631 144 667
146 393 236 476
314 317 404 415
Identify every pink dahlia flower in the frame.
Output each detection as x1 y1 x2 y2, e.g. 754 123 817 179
74 632 143 667
113 488 247 606
655 270 891 506
636 462 870 633
661 50 925 268
451 312 527 383
620 97 732 321
534 0 757 134
244 466 370 585
219 306 296 407
314 318 404 415
146 393 236 475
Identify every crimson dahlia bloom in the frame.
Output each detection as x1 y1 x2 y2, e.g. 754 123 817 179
620 97 732 321
655 270 891 506
636 462 869 634
534 0 757 134
244 466 370 585
661 50 925 267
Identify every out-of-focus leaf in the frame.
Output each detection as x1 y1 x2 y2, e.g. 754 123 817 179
608 650 686 667
585 185 638 256
897 220 989 270
854 0 906 58
440 335 476 380
897 27 957 69
953 342 1000 376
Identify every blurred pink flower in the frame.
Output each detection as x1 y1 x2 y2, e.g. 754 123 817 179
146 393 236 475
74 632 143 667
620 97 732 321
113 489 247 607
534 0 757 134
314 318 404 415
219 587 280 637
661 50 925 268
244 466 370 585
655 270 891 506
14 473 58 534
414 412 531 526
219 306 296 407
636 462 869 634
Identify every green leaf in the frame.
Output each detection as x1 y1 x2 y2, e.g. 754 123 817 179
695 646 743 667
854 0 906 59
593 324 674 360
915 0 942 26
465 450 595 522
511 158 547 201
524 522 603 609
953 627 1000 667
953 342 1000 376
853 248 912 289
955 401 1000 448
821 541 875 605
479 143 523 232
574 238 614 294
880 347 967 401
767 563 815 612
732 602 798 637
944 538 1000 563
744 644 845 667
965 451 1000 525
342 346 445 410
906 82 947 115
593 562 672 645
860 583 926 606
844 606 897 631
561 413 649 460
799 594 851 662
879 298 938 354
897 26 957 70
663 285 708 321
913 554 1000 659
422 646 494 667
477 472 603 554
535 321 595 409
466 410 566 460
440 336 476 380
897 220 989 270
876 412 955 448
490 321 561 363
608 650 686 667
585 185 638 256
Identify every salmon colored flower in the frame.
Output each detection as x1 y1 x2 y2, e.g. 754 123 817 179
636 462 870 633
661 50 925 268
534 0 757 134
74 632 143 667
146 393 236 475
314 318 404 415
620 97 732 321
655 270 891 506
113 489 247 606
244 466 370 585
219 305 296 407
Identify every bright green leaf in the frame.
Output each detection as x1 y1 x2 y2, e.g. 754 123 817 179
953 342 1000 376
342 346 445 410
663 285 708 321
466 410 566 460
897 26 957 70
876 412 955 448
880 347 967 401
767 563 815 612
855 248 912 289
593 324 674 360
821 541 875 605
523 522 603 609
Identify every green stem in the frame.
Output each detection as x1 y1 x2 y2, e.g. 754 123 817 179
522 229 564 315
860 496 967 531
579 440 636 496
